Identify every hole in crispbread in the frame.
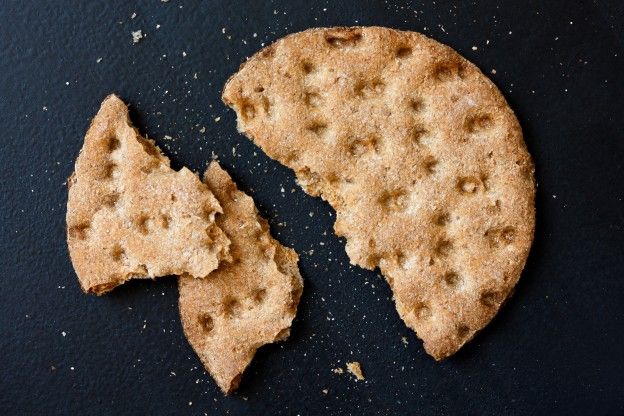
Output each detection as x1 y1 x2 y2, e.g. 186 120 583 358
198 313 214 333
103 192 120 208
252 288 267 304
443 271 460 287
135 214 150 235
465 114 494 133
411 126 428 144
324 29 362 48
307 122 329 138
485 226 516 247
304 91 322 108
423 156 438 174
110 244 125 262
396 46 413 58
107 136 121 151
223 297 242 318
434 212 451 226
456 324 470 339
160 214 170 229
378 189 408 211
435 238 452 257
409 97 425 112
354 78 386 98
259 44 276 59
348 135 379 156
480 290 503 308
68 222 90 240
301 60 315 74
432 60 466 82
100 162 117 179
411 302 431 319
241 102 256 121
254 86 265 93
457 176 481 194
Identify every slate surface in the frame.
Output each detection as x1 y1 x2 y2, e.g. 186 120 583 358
1 1 623 415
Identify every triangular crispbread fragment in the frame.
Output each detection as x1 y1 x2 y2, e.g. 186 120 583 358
66 95 230 295
178 162 303 393
222 27 535 360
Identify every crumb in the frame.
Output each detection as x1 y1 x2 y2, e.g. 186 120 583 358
491 69 497 74
132 30 144 44
199 126 206 133
346 362 364 380
130 12 136 19
331 367 344 374
96 57 102 63
322 389 328 394
401 336 408 345
214 117 221 122
471 45 478 51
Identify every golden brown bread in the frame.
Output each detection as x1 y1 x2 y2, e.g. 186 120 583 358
222 27 535 359
178 162 303 393
66 95 230 294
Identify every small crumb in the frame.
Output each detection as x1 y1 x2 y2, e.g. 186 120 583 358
199 126 206 133
471 46 478 50
70 366 75 371
132 30 144 44
322 389 328 394
130 12 136 19
61 331 67 337
214 117 221 123
156 24 161 29
96 57 102 63
163 135 173 141
42 106 48 111
401 336 408 345
346 361 364 381
182 51 187 57
331 367 344 374
188 402 192 406
491 69 497 74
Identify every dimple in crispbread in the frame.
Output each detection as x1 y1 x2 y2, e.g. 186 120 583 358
66 95 230 294
178 162 303 393
222 27 535 360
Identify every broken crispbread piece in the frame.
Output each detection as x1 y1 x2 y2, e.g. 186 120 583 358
223 27 535 360
178 162 303 394
66 95 230 295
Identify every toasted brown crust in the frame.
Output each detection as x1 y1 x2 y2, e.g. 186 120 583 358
66 95 230 295
222 27 535 360
178 162 303 393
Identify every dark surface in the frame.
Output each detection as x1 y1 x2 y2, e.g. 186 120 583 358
1 1 623 415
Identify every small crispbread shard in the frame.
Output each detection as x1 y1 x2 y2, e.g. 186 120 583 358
178 162 303 394
223 27 535 360
66 95 230 295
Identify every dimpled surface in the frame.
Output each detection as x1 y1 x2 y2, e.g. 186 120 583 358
66 95 230 295
178 162 303 393
223 27 535 359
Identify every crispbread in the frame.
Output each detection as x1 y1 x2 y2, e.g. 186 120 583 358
66 95 230 295
178 162 303 393
222 27 535 359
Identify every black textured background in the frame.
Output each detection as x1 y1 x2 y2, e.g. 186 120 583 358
1 1 623 415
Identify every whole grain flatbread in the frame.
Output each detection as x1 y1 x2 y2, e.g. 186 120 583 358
178 162 303 393
66 95 230 295
222 27 535 360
